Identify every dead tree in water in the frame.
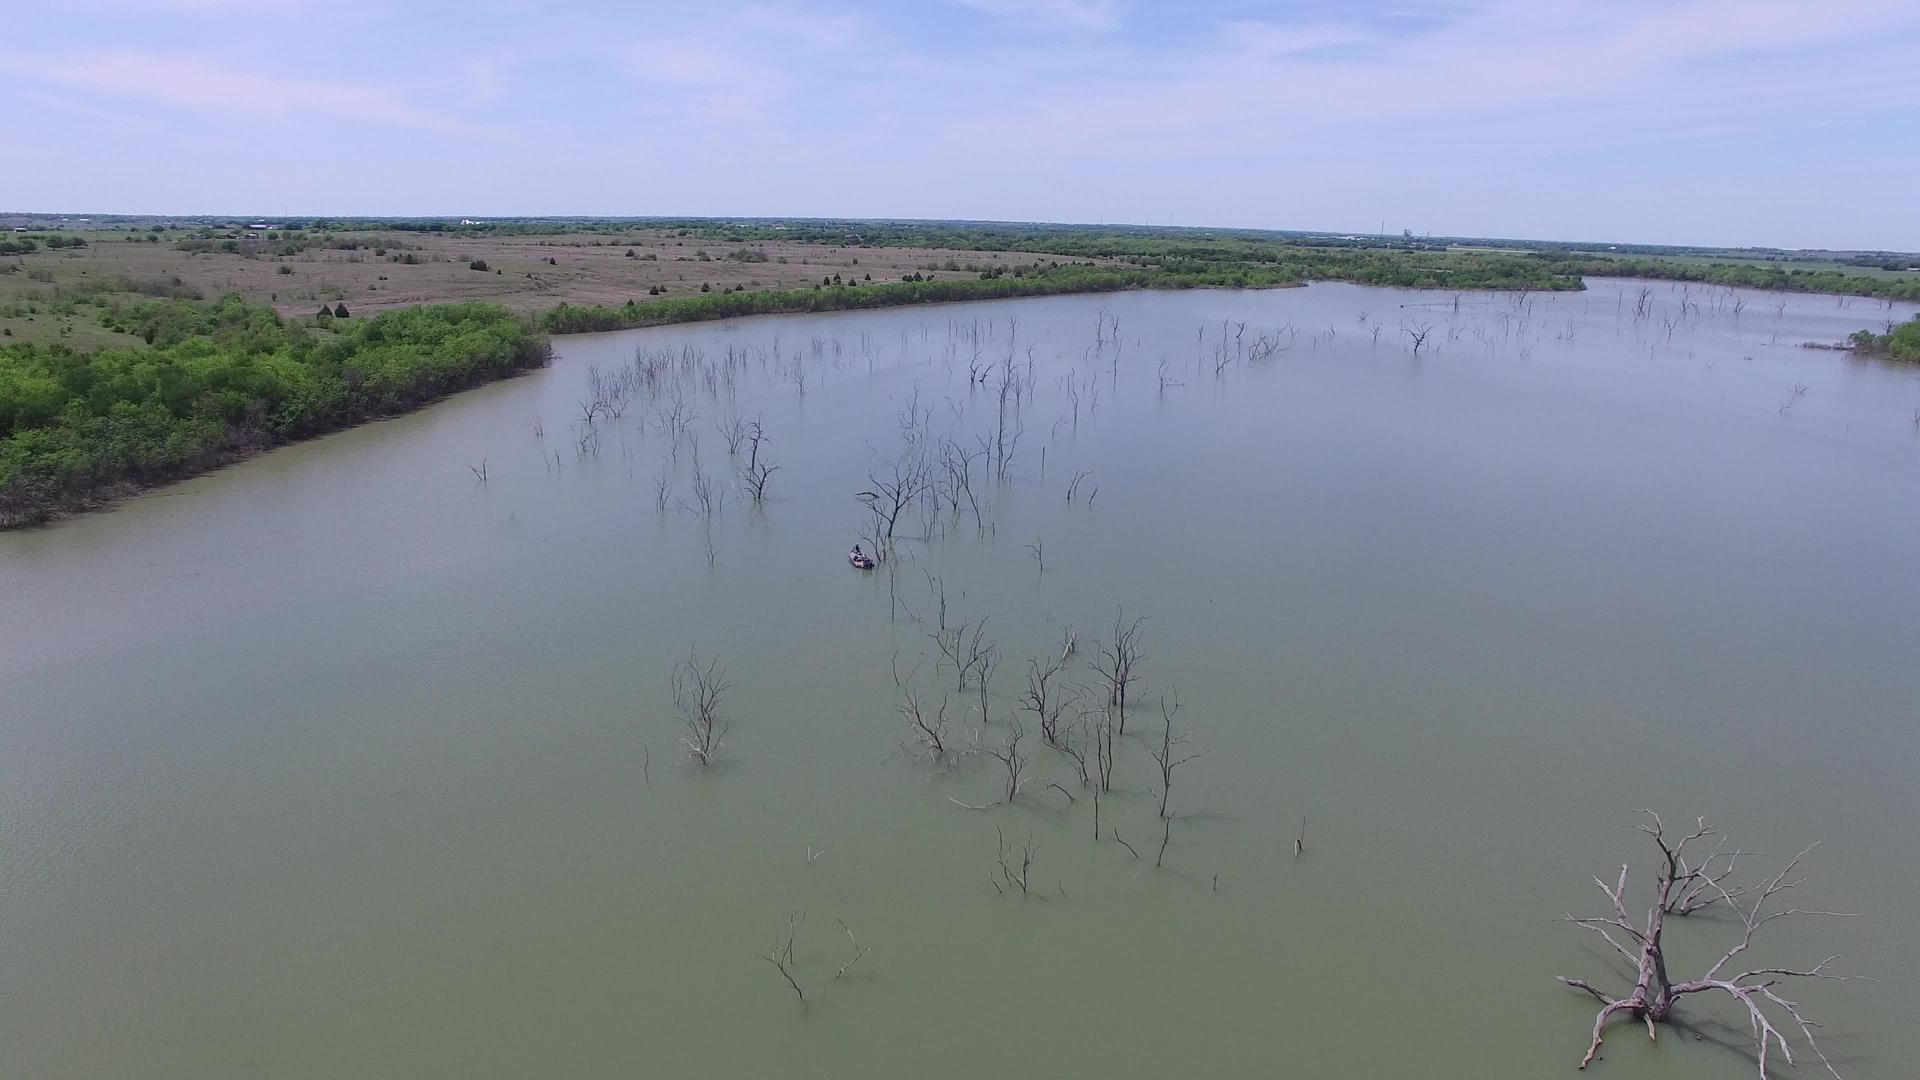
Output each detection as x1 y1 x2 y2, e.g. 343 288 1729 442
1065 469 1093 502
833 919 870 980
671 649 732 765
983 718 1030 804
932 616 995 695
654 391 696 457
686 459 723 518
935 437 987 531
762 911 806 1007
973 642 1000 726
1052 718 1092 788
1147 689 1206 867
1403 322 1433 355
739 418 778 502
1085 698 1117 793
1558 812 1858 1078
990 348 1026 483
1021 656 1073 746
989 826 1037 895
1090 610 1147 732
1156 356 1183 394
857 456 930 551
897 687 953 764
715 409 749 456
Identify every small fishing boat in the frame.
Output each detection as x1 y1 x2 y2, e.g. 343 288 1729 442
848 547 876 570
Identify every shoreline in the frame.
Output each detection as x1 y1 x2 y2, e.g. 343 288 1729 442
8 271 1915 531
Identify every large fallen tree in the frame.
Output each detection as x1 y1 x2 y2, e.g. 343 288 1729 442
1558 812 1860 1078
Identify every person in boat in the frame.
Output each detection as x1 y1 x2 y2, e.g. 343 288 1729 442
850 544 868 564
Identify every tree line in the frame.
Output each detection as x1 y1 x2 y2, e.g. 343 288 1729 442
1552 255 1920 302
0 296 549 525
536 255 1582 335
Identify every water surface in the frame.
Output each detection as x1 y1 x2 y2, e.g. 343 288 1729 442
4 280 1919 1078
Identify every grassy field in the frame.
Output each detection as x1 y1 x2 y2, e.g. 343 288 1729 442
0 228 1109 347
0 299 144 350
8 220 1916 352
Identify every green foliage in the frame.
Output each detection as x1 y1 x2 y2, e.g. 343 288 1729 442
536 248 1584 335
543 263 1290 334
1551 255 1920 302
541 219 1911 303
1896 320 1920 361
0 298 548 525
1850 315 1920 362
0 238 37 255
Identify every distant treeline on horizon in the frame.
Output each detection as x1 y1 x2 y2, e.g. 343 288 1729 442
4 214 1915 264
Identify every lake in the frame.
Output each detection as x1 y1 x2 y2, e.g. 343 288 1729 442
4 279 1918 1078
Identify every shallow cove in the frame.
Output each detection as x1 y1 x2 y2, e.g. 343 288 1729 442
4 280 1919 1079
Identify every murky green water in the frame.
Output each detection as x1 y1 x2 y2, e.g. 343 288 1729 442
4 280 1919 1079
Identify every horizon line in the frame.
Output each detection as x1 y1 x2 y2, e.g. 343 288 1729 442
3 210 1915 258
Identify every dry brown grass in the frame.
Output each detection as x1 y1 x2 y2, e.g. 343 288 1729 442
0 228 1111 339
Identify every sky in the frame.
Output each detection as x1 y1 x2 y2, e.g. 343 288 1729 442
3 0 1918 250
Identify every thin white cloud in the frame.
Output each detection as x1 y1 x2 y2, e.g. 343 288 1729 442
951 0 1123 31
457 56 511 104
51 0 344 14
11 88 145 128
1222 21 1375 56
733 3 871 48
608 6 882 125
615 36 794 124
4 50 478 133
925 0 1920 158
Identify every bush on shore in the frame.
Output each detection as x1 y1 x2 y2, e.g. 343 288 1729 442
0 296 549 525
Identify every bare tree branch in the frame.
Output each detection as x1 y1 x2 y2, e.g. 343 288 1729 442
1558 813 1860 1078
671 648 731 765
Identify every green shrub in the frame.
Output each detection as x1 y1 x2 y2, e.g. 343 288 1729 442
1894 319 1920 361
1 297 548 525
1854 316 1920 362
